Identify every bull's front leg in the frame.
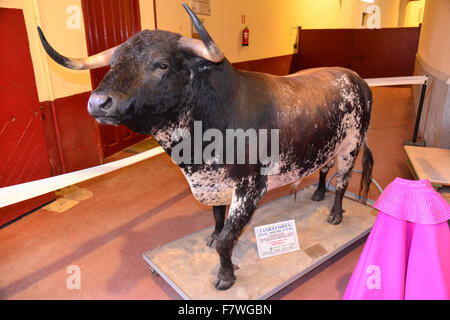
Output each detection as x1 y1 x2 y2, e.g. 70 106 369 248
213 175 267 290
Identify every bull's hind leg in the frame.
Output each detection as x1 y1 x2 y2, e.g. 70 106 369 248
327 150 359 225
206 205 226 248
214 175 267 290
311 159 335 201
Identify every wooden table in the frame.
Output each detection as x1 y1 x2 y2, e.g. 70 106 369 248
404 146 450 187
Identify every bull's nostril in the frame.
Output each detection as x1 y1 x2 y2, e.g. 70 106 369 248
100 96 113 111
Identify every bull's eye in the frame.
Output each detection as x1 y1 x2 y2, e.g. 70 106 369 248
159 63 169 70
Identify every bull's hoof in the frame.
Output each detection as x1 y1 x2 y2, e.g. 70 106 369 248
327 213 342 225
213 277 235 290
213 267 236 290
311 189 326 201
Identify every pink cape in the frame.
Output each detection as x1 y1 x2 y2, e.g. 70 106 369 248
343 178 450 300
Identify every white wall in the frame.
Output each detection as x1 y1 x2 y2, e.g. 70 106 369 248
414 0 450 147
1 0 403 101
153 0 401 63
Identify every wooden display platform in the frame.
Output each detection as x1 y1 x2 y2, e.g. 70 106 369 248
143 186 377 300
404 146 450 187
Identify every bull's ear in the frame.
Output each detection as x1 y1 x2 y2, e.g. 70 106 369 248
178 37 223 63
181 3 224 63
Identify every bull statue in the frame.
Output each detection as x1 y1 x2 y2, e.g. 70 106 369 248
38 3 373 290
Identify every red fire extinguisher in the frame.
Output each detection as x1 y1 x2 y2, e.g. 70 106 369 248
242 26 249 46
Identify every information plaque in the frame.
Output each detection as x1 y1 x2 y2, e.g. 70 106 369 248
191 0 211 16
254 219 300 259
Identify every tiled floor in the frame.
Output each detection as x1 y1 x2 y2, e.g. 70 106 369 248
0 86 416 300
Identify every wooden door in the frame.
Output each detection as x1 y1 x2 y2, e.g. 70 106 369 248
81 0 147 158
297 28 354 71
0 8 54 226
351 27 421 78
295 27 420 78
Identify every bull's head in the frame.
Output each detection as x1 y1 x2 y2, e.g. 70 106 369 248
38 3 224 133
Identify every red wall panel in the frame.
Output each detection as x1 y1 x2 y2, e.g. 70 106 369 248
41 92 103 173
0 8 54 226
233 54 297 76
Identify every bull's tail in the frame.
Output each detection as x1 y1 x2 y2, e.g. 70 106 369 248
358 139 374 204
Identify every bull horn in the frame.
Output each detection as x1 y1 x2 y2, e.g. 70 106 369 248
181 3 224 63
37 26 117 70
178 37 224 63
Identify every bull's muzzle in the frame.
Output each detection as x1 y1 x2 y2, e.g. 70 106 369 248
88 93 123 125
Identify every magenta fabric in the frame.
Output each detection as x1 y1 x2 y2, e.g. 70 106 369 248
374 178 449 224
343 178 450 300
